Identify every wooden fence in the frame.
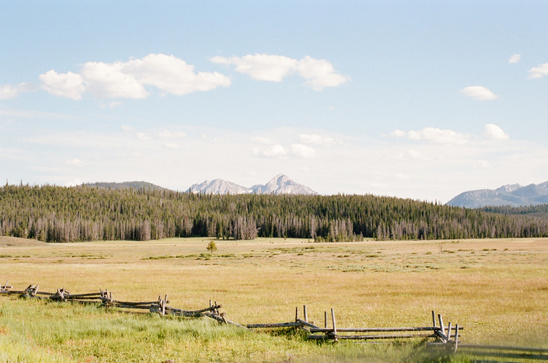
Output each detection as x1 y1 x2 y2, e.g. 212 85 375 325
2 281 547 361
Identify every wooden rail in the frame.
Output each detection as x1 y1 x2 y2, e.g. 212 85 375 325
3 281 546 359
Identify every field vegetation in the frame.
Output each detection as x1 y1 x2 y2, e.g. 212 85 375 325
1 236 547 362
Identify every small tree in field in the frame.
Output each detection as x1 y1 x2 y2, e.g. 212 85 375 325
206 240 217 253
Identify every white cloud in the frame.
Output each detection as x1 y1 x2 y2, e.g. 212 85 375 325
508 54 521 64
158 130 187 139
394 127 470 145
137 132 150 141
484 123 509 140
528 62 548 79
290 143 316 158
39 70 85 100
65 178 83 187
211 53 348 90
407 149 430 161
124 54 230 95
211 54 298 82
0 84 20 100
253 144 287 158
390 129 406 138
39 54 231 100
100 101 122 109
80 61 148 99
66 158 84 166
164 142 180 149
297 56 349 90
461 86 498 101
475 160 491 168
252 136 275 144
299 134 334 145
0 83 35 100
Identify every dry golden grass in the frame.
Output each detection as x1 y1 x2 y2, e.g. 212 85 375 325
1 236 547 349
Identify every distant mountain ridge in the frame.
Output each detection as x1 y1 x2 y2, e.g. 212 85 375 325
84 181 168 192
188 174 317 195
446 181 548 208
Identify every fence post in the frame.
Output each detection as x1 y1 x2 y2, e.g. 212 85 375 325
454 324 459 353
331 308 338 343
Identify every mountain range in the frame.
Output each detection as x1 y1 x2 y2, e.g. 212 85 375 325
446 181 548 208
188 174 317 195
83 178 548 208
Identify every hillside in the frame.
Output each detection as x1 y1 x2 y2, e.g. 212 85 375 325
447 181 548 208
1 184 548 242
84 181 168 192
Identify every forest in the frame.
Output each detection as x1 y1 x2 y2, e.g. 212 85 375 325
1 184 548 242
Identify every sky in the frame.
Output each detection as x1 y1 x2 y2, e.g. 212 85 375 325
1 1 548 203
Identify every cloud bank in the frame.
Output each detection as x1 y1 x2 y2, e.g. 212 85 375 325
391 127 471 145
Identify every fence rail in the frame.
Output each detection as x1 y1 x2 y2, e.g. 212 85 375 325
2 281 546 360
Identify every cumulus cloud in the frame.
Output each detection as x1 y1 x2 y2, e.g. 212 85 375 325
508 54 521 64
390 129 406 138
461 86 498 100
39 54 231 100
253 143 317 159
297 56 349 90
299 134 334 145
290 143 316 158
484 123 509 140
124 54 231 95
0 85 19 100
0 83 35 100
253 144 287 158
39 70 86 100
528 62 548 79
393 127 470 145
211 54 298 82
211 53 348 90
80 61 147 99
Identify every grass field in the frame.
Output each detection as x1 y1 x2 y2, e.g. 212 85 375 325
1 236 547 362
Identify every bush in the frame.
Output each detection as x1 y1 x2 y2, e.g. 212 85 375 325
206 240 217 253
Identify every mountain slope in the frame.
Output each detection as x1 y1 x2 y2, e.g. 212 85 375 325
189 174 317 195
84 181 168 192
188 179 251 195
447 181 548 208
251 174 317 195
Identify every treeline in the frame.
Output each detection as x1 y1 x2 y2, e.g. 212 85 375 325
1 184 548 242
481 204 548 218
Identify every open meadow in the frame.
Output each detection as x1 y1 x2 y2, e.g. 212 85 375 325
1 236 547 362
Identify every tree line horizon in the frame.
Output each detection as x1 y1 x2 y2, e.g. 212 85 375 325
1 184 547 243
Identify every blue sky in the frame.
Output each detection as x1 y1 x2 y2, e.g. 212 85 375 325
1 1 548 202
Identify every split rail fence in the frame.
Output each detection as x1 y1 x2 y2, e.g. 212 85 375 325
2 281 547 361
